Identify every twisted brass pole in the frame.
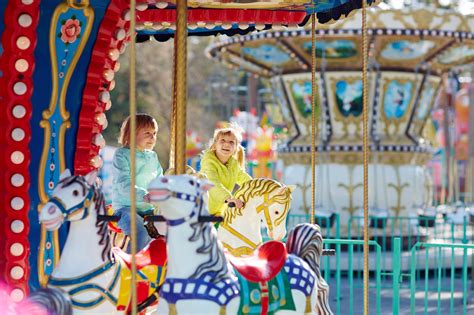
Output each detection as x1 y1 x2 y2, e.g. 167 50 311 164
174 0 188 174
361 1 370 315
128 0 138 313
310 10 317 224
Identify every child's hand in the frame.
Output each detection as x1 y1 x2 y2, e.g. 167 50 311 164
225 198 244 209
143 193 152 203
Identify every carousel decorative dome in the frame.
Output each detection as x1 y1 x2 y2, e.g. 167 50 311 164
207 6 474 231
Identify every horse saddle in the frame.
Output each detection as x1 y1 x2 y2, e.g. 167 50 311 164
112 238 167 312
227 241 287 283
112 237 167 269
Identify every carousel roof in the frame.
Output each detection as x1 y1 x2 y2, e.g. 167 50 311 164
135 0 379 41
206 6 474 76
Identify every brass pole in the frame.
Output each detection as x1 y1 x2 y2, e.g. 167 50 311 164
173 0 187 174
128 0 138 313
310 11 317 224
361 2 370 315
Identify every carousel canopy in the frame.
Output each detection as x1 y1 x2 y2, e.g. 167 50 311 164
207 6 474 76
135 0 379 41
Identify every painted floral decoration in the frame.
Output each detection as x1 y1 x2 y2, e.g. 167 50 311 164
58 15 82 44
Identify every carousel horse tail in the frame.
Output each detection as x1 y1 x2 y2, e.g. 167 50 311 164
286 223 333 315
28 287 72 315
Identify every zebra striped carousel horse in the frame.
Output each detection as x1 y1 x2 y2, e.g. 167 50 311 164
147 175 333 314
218 178 294 257
37 170 166 314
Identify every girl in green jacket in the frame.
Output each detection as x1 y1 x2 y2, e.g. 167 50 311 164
200 126 252 218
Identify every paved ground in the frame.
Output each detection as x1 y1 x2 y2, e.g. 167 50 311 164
325 278 474 314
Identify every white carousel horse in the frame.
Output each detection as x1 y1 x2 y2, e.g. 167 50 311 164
147 175 333 315
38 170 166 314
218 178 294 257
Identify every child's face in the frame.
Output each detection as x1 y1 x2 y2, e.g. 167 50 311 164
215 133 237 161
136 126 157 151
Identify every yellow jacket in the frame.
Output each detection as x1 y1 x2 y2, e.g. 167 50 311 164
200 150 252 216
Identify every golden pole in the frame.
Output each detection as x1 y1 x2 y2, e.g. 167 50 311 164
310 11 317 224
361 1 370 315
128 0 138 313
174 0 188 174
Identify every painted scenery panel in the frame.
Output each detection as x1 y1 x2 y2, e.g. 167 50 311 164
335 79 363 117
383 80 413 119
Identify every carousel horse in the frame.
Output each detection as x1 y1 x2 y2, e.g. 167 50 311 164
218 178 294 257
147 174 333 315
38 170 166 314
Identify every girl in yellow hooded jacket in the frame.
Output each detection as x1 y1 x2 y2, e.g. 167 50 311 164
200 127 252 217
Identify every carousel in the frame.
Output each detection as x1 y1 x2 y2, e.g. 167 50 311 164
207 6 474 235
0 0 382 314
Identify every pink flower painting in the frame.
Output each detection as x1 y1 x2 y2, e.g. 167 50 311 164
59 17 81 44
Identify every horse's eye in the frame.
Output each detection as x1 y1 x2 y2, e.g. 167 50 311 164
275 211 279 215
189 180 195 186
73 190 79 197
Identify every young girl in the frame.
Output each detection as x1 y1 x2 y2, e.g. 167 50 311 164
200 126 252 219
112 114 163 251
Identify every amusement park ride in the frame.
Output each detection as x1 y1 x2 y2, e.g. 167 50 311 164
0 0 473 314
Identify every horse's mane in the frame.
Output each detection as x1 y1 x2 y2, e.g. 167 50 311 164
224 178 292 225
59 176 112 262
188 197 233 283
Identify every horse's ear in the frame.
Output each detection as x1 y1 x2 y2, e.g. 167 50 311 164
84 170 98 185
285 185 296 193
59 169 72 181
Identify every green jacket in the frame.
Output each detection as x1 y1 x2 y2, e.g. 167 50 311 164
200 150 251 216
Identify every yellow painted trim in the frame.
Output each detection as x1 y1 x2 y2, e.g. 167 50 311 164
38 1 94 287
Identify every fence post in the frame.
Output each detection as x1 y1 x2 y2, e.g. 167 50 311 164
392 237 401 315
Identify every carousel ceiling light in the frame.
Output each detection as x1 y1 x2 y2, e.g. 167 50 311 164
11 197 24 210
90 155 103 168
93 133 106 148
11 151 25 164
113 61 120 72
170 24 176 31
21 0 33 4
11 174 25 187
155 2 168 9
10 243 24 256
14 59 29 72
10 266 24 280
222 23 232 30
16 36 31 50
153 24 163 30
11 220 25 233
11 128 25 142
136 23 145 31
12 105 26 119
13 82 27 95
239 23 249 30
103 69 114 82
108 48 119 61
95 112 107 126
104 100 112 111
205 24 215 30
188 24 198 30
18 14 32 27
122 10 131 21
115 28 126 41
99 91 110 103
109 80 116 91
137 3 148 11
10 289 24 302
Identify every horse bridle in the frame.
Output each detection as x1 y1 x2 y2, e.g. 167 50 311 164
49 187 94 221
146 189 222 226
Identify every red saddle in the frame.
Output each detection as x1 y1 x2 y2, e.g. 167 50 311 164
112 237 167 269
226 241 287 283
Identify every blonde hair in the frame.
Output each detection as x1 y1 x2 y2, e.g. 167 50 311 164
209 127 246 168
118 113 158 146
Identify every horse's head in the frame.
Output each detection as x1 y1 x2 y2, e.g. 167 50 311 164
39 170 98 231
229 179 294 241
148 175 213 224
